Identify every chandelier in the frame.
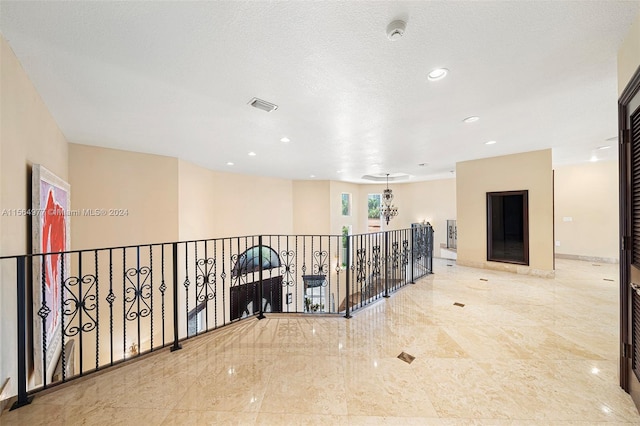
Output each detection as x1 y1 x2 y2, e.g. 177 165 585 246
381 174 398 225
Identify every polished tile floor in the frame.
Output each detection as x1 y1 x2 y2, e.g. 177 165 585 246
2 258 639 425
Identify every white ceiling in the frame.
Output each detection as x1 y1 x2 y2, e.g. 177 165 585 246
1 1 638 183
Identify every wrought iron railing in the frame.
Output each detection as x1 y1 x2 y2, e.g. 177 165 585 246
3 225 433 410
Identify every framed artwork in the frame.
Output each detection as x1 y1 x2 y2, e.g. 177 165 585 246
32 164 70 384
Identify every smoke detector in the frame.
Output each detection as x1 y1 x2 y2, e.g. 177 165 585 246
386 20 406 41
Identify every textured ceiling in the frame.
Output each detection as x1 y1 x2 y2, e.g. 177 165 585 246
1 1 638 183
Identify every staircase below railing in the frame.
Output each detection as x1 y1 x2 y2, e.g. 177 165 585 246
2 225 433 410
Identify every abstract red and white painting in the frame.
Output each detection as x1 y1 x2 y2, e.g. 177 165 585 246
32 164 70 385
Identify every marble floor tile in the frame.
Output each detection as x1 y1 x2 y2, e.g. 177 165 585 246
1 258 639 425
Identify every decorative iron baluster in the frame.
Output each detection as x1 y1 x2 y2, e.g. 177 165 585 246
356 248 367 292
281 249 296 288
107 250 114 365
392 241 400 270
230 252 239 287
335 236 340 313
184 243 190 335
221 240 227 324
312 250 328 275
95 250 99 370
122 250 126 362
60 253 66 381
414 227 426 261
160 246 166 347
196 257 217 303
150 246 154 350
62 275 98 337
204 242 209 331
372 246 381 278
214 240 218 329
124 266 152 321
37 254 50 386
402 239 409 283
366 236 373 300
295 236 299 311
301 237 306 276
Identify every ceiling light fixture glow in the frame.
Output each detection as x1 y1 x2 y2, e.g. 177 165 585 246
226 162 234 166
590 155 598 162
485 140 497 145
280 137 290 143
248 152 256 156
428 68 448 81
463 116 480 123
310 174 315 178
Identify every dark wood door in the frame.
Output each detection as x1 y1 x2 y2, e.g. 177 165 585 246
620 66 640 409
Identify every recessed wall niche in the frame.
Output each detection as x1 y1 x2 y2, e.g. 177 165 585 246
486 190 529 265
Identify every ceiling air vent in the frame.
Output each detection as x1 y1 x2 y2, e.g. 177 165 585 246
248 97 278 112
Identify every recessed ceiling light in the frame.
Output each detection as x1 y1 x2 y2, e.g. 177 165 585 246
280 137 290 143
463 116 480 123
310 174 316 178
248 152 256 156
427 68 448 81
418 163 428 167
596 145 611 150
226 162 234 166
485 140 497 145
590 155 598 162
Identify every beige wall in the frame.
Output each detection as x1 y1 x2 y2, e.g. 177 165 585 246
178 160 217 241
329 181 362 235
69 144 179 249
456 149 554 275
70 152 294 246
618 11 640 95
0 36 69 400
395 179 456 258
205 170 293 238
554 161 618 262
293 180 330 235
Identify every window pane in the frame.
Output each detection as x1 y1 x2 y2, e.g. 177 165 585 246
367 194 381 232
341 193 351 216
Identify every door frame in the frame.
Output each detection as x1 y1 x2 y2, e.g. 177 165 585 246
619 64 640 404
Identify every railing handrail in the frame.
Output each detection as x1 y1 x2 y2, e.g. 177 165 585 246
5 225 434 411
0 227 430 260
